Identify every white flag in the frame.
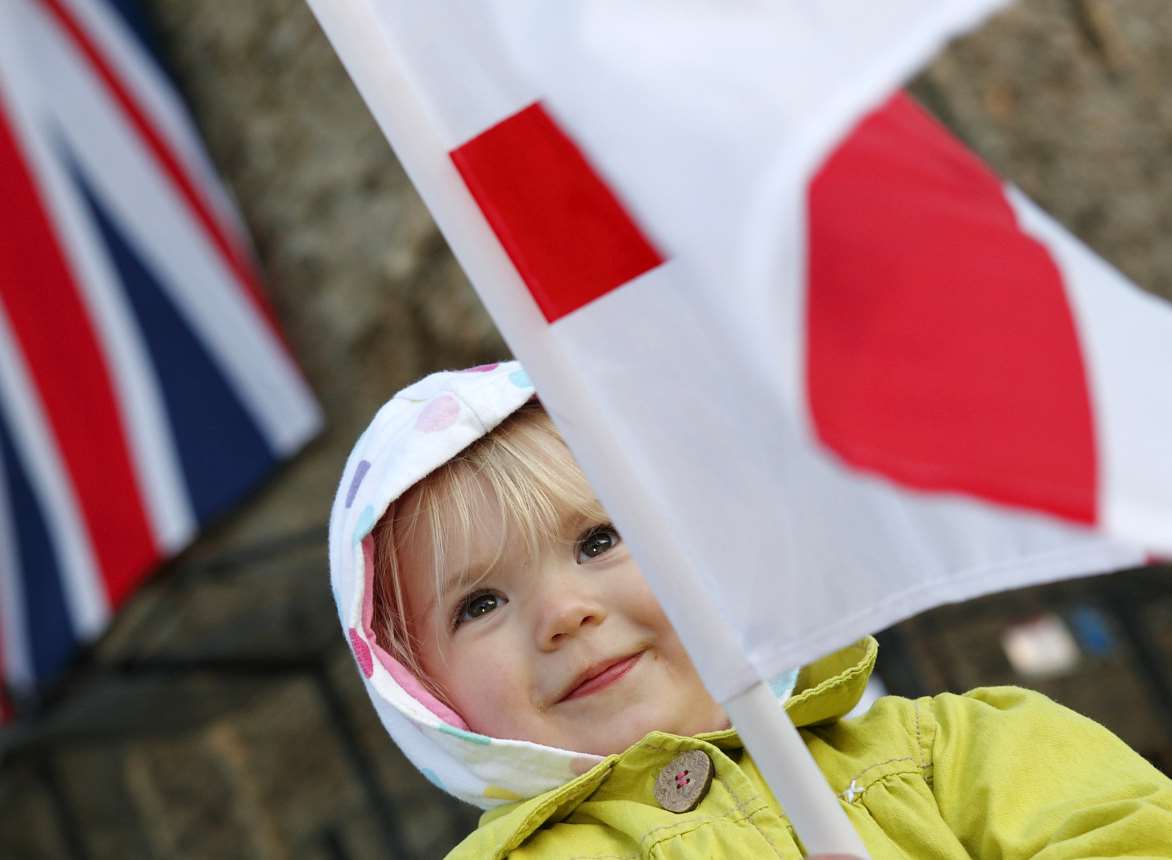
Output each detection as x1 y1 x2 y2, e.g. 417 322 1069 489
309 0 1162 706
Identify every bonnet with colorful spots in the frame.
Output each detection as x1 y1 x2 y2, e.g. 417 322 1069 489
328 361 606 809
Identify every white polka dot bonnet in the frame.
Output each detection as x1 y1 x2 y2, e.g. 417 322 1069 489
328 361 606 809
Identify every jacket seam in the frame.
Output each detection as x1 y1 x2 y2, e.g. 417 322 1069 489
917 696 937 786
725 751 795 854
913 698 923 771
716 778 790 855
839 765 925 805
637 803 787 860
743 805 791 859
844 755 919 787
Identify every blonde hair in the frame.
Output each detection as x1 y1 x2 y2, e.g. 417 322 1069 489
370 401 607 697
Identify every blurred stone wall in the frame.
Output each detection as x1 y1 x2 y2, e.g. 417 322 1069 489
1 1 1170 858
911 0 1172 298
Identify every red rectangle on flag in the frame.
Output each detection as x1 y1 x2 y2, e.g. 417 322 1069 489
451 102 664 323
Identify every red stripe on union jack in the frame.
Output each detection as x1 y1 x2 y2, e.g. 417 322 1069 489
0 104 158 603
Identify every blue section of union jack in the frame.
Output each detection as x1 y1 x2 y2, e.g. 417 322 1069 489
0 0 321 699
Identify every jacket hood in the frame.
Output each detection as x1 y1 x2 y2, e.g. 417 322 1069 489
328 361 842 810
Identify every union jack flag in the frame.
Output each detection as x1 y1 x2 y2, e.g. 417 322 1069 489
0 0 321 707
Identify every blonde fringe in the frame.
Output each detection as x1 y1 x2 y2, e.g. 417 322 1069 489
370 401 607 702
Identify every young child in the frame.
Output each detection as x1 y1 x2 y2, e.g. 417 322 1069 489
328 361 1172 859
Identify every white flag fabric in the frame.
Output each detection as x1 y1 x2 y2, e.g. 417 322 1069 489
310 0 1162 703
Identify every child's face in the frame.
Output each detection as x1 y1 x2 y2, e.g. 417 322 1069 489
398 461 729 756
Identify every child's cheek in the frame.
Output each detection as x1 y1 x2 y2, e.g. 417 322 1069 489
451 646 534 739
452 646 523 707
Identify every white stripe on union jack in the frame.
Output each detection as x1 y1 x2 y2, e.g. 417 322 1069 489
59 0 248 239
0 302 110 643
0 0 320 696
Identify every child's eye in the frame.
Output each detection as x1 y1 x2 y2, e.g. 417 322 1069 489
453 590 507 629
576 524 622 563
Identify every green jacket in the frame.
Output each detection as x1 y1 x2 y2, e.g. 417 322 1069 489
448 638 1172 858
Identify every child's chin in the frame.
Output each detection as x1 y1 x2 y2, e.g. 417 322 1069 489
575 717 671 757
578 737 640 757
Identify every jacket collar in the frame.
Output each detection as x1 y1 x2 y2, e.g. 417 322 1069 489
472 637 878 854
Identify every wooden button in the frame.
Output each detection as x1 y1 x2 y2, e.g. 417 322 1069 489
653 749 713 813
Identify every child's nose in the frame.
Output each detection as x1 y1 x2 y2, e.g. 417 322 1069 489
536 590 606 650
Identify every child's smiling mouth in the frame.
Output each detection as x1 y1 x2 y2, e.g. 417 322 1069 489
557 651 644 703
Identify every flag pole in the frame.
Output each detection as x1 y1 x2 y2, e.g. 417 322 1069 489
307 2 868 855
725 682 869 856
